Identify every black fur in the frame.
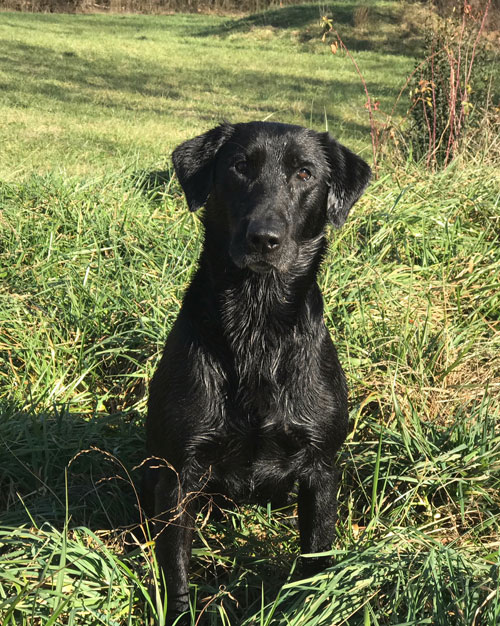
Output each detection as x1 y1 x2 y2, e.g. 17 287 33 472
144 121 371 623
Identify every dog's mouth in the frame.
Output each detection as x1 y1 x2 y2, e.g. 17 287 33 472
245 257 277 274
230 248 297 275
231 255 276 274
246 259 275 274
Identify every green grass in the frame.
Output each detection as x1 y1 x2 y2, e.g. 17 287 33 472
0 1 418 179
1 2 499 625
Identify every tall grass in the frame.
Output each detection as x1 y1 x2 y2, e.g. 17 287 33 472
1 158 498 624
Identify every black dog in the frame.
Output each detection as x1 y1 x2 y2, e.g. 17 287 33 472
144 121 370 622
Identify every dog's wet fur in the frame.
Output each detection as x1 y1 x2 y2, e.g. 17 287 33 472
143 121 371 622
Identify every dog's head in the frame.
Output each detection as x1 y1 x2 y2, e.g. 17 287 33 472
172 121 371 274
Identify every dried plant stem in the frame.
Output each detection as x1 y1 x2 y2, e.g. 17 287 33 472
328 27 379 174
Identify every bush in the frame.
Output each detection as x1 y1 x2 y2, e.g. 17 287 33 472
405 0 498 168
0 0 309 13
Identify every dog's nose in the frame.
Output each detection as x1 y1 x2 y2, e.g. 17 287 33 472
246 223 282 254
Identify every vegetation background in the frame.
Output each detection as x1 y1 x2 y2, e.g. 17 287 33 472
0 0 499 624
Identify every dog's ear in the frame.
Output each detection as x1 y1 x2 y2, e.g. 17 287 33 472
172 123 234 212
319 132 371 228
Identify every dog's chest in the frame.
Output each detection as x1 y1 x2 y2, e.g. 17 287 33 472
190 280 335 493
196 358 322 489
201 410 310 501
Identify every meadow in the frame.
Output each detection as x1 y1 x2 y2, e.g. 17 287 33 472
0 1 499 624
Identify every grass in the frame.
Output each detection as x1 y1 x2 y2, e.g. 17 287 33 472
0 1 418 179
1 2 499 625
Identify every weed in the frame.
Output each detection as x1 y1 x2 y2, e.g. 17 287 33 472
320 1 499 171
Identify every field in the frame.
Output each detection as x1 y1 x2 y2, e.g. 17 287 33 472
0 1 499 625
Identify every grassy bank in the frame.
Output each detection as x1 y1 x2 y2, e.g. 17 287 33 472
1 2 499 625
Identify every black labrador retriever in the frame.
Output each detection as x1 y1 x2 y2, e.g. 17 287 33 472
144 121 371 622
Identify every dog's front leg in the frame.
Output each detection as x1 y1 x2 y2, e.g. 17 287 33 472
297 469 339 574
153 468 195 624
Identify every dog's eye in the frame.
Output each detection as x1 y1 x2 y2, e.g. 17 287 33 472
297 168 312 181
234 160 248 175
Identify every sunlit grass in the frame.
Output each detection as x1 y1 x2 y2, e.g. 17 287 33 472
1 159 498 624
0 2 499 624
0 3 416 179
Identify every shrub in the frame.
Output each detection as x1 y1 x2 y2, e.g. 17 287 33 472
0 0 309 13
405 0 497 168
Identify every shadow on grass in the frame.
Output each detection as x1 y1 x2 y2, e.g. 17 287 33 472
195 3 421 57
0 37 376 141
0 399 300 623
0 400 144 529
196 3 341 35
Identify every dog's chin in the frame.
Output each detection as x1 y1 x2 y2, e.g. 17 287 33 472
230 243 301 275
231 254 283 274
247 260 276 274
231 252 299 275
